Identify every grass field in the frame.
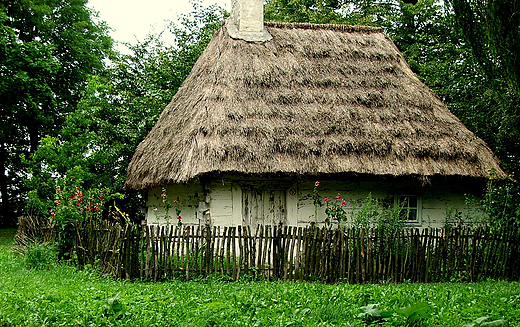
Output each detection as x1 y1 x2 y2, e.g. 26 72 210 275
0 228 519 326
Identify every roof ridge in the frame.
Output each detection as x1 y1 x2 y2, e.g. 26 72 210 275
264 21 383 33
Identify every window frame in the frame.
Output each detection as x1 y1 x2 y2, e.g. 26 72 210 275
394 194 422 226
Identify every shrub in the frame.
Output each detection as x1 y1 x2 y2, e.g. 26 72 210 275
481 170 520 230
313 182 406 230
46 176 125 258
24 242 58 270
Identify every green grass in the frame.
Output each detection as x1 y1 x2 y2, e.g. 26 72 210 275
1 229 519 326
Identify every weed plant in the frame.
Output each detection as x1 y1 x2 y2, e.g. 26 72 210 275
1 229 519 326
23 242 58 270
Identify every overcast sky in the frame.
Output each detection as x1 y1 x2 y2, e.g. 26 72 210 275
86 0 228 47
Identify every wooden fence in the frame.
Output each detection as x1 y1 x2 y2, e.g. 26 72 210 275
72 223 520 283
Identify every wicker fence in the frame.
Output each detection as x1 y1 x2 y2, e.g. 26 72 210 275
71 222 520 283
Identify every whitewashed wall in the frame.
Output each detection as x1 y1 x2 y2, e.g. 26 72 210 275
146 177 478 229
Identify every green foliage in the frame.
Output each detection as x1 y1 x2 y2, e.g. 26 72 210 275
395 302 432 326
23 3 225 224
448 0 520 176
1 230 519 327
265 0 351 24
313 181 407 229
480 171 520 230
151 187 183 226
357 302 432 326
0 0 112 225
357 303 394 323
23 242 57 270
327 193 405 230
464 316 509 327
50 179 121 225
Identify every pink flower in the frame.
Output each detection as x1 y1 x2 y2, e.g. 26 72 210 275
324 197 329 203
341 200 346 207
161 193 166 198
335 196 341 201
315 181 320 187
173 200 178 203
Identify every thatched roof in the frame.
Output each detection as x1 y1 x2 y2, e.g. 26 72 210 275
126 21 506 189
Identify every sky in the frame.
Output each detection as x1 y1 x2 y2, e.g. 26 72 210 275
86 0 229 48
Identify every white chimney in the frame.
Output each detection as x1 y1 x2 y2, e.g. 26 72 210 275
227 0 272 42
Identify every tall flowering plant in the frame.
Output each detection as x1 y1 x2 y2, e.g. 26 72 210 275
324 195 349 225
51 185 110 224
313 181 348 225
152 188 182 227
49 177 123 258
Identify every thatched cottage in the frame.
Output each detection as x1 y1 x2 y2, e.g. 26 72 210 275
126 0 506 228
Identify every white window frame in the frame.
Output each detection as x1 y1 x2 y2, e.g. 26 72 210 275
394 194 422 226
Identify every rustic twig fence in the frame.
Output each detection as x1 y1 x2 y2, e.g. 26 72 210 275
72 222 520 283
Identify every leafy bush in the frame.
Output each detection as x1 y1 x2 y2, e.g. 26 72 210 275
458 170 520 230
31 175 125 258
481 170 520 230
313 182 406 230
24 242 58 270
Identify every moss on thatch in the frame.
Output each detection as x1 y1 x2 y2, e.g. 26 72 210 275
126 22 506 189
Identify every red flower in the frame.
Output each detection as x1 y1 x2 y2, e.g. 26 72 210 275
100 195 105 201
70 195 75 199
324 197 329 203
315 181 320 187
341 200 346 207
335 196 341 201
177 216 182 220
78 191 84 198
173 200 178 204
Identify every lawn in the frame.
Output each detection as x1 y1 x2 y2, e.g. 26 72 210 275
0 229 519 326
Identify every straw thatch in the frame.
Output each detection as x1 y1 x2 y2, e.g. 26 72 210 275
126 21 506 189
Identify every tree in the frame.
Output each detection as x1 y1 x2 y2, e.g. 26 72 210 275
448 0 520 176
24 3 225 222
0 0 112 226
264 0 350 23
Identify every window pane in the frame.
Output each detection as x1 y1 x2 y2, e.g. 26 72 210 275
408 196 417 208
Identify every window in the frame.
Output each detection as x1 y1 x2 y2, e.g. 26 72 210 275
395 195 421 225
